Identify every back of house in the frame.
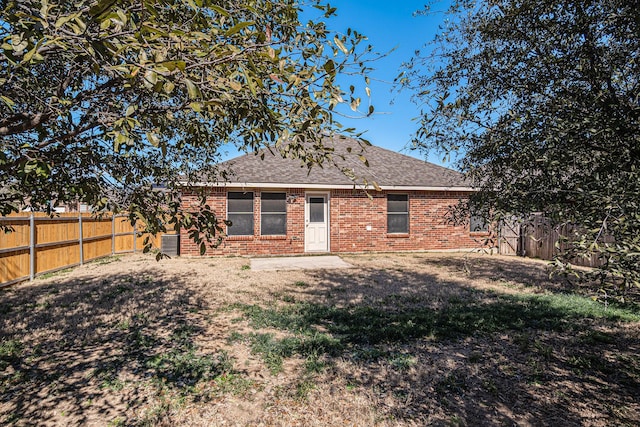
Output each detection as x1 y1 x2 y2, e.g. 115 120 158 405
179 136 486 256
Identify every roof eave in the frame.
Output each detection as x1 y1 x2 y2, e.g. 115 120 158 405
181 181 475 192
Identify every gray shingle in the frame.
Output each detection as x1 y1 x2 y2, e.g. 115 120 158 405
216 136 468 189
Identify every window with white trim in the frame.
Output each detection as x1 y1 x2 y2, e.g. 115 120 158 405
261 192 286 235
227 192 254 236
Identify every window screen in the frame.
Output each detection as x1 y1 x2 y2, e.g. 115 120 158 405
261 193 286 235
470 214 489 232
227 192 254 236
387 194 409 233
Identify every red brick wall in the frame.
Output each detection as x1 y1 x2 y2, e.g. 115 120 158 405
179 188 486 256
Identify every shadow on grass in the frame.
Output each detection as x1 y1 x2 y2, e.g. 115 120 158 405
0 264 229 426
233 265 640 426
419 254 640 303
271 264 638 341
236 288 638 346
419 254 575 291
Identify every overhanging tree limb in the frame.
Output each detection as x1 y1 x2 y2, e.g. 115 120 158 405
403 0 640 296
0 0 379 251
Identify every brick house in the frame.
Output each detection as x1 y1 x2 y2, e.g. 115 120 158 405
179 136 486 256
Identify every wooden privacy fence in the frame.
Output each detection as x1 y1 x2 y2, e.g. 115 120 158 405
0 213 161 287
520 215 611 268
494 215 611 268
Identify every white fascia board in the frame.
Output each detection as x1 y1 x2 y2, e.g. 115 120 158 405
185 181 475 192
378 185 476 192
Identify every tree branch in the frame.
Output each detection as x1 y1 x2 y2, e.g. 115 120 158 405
0 112 51 136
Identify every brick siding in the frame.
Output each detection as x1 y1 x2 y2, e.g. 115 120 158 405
179 188 486 256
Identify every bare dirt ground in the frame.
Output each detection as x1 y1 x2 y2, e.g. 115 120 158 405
1 252 639 426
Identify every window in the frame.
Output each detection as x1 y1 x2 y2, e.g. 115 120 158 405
470 214 489 232
227 192 254 236
469 206 489 232
387 194 409 233
261 193 286 235
308 197 325 223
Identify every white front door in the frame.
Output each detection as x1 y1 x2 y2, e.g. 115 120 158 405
305 194 329 252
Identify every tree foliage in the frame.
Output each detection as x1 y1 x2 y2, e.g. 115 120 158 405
403 0 640 296
0 0 374 253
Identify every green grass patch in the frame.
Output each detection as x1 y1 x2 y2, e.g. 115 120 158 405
0 339 22 370
102 283 133 301
98 372 125 391
579 330 616 345
303 352 327 374
388 353 417 371
91 363 125 391
214 373 256 396
107 417 125 427
91 255 122 266
434 370 468 395
239 331 340 375
229 291 639 370
294 378 316 401
37 267 73 280
245 333 291 374
146 349 232 387
227 331 243 344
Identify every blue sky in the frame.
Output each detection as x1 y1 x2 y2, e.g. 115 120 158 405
222 1 453 167
321 0 451 166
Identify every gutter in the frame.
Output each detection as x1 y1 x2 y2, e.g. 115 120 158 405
181 181 475 192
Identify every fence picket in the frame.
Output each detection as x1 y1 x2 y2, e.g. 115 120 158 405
0 213 163 287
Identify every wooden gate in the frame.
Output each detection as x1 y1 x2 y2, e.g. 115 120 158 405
498 218 520 256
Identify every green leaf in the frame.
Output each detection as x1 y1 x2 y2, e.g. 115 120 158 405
55 13 81 28
243 70 256 96
211 5 230 16
0 96 15 109
184 79 201 99
143 69 158 89
22 46 38 63
160 61 186 72
323 60 335 74
189 102 204 112
90 0 118 19
225 21 255 37
163 81 175 94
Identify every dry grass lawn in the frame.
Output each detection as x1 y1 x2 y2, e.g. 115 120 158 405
1 252 639 426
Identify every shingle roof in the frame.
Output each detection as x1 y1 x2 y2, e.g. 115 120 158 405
214 136 470 190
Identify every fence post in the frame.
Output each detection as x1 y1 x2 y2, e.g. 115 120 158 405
133 222 137 253
79 212 84 265
29 212 35 281
111 214 115 255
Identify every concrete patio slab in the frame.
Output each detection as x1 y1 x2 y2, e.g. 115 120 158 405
249 255 353 271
